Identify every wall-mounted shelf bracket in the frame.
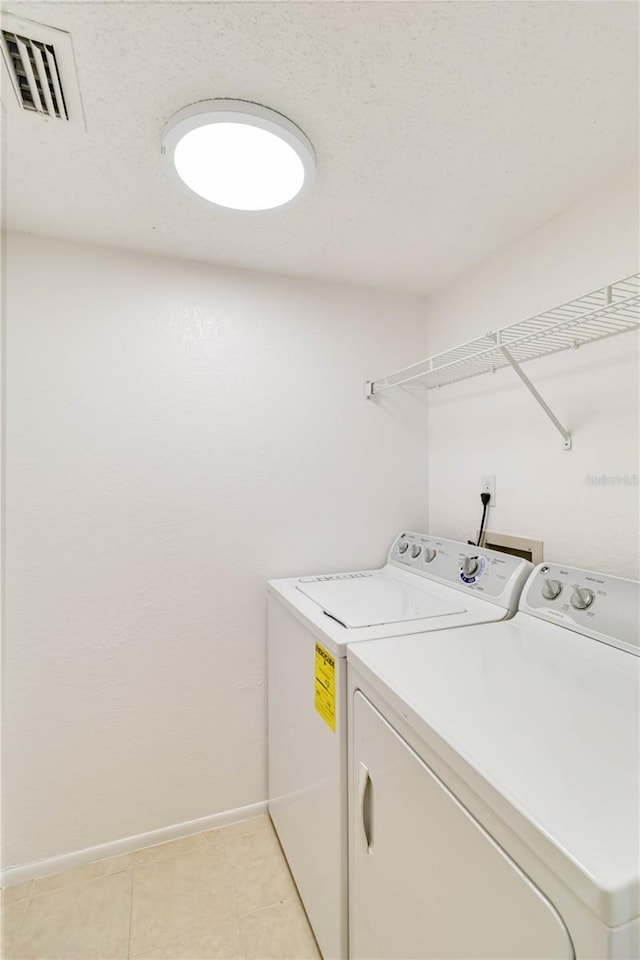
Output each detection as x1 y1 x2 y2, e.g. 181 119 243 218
498 344 572 450
365 380 374 399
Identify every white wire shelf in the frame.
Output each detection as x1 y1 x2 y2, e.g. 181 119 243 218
365 273 640 450
368 274 640 393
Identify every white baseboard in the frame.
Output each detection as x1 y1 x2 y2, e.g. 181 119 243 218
1 800 268 888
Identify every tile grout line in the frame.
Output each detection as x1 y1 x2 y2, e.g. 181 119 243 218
9 882 33 958
126 867 135 960
221 838 249 958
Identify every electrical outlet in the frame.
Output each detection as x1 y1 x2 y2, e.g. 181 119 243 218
481 475 496 504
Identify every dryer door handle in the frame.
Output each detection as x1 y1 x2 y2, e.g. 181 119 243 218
358 761 374 852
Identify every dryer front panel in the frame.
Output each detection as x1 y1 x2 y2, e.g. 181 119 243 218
349 690 575 960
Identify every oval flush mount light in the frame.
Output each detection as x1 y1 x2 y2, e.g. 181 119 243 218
161 100 315 211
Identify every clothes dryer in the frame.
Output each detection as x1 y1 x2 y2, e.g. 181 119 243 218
348 562 639 959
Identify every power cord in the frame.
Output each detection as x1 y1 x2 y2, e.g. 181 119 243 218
467 492 491 548
476 492 491 547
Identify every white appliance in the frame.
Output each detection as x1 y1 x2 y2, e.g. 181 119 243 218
348 562 640 959
267 531 532 960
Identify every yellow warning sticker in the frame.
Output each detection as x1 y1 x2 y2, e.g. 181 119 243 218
314 643 336 732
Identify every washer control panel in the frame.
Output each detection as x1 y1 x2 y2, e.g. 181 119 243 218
521 563 639 656
388 531 532 612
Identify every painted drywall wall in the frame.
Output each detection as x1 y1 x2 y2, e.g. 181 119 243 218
3 233 428 867
425 175 639 577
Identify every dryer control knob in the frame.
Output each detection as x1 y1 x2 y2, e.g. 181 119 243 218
570 587 595 610
424 548 437 562
462 556 479 577
397 540 409 554
541 578 563 601
410 545 422 559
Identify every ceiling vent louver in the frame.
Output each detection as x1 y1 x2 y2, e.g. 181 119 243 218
2 31 68 119
0 12 84 127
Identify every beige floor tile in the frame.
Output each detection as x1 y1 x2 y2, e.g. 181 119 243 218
31 852 133 897
13 870 132 960
191 827 226 854
219 814 271 842
2 898 29 960
133 835 202 867
129 919 244 959
129 848 235 957
1 882 33 905
239 899 320 960
4 814 315 960
226 829 297 917
228 822 282 864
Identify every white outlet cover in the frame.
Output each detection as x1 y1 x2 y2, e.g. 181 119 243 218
481 475 496 504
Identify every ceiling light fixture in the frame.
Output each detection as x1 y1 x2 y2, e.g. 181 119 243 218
161 99 315 211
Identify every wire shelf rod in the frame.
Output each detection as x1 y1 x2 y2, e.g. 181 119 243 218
499 346 572 450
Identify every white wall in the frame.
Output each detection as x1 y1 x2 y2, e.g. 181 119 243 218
425 175 639 577
3 233 428 868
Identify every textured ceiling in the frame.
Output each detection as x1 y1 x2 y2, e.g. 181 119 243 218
2 1 638 294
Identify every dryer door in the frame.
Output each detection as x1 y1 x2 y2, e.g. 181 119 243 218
350 691 575 960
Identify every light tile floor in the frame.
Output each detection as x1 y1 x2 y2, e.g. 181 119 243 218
1 815 321 960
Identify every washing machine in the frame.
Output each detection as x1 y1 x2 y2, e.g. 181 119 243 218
267 531 533 960
347 561 639 959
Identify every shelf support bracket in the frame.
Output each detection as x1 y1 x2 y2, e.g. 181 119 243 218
499 346 572 450
365 380 375 399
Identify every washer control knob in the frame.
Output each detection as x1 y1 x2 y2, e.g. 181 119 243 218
462 556 479 577
541 578 563 601
424 548 437 562
410 545 422 559
571 587 595 610
398 540 409 554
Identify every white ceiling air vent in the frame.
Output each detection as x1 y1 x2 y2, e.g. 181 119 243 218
0 12 84 126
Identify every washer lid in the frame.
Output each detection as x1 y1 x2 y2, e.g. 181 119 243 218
296 571 465 627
